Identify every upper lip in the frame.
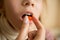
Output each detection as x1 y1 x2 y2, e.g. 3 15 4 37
20 11 33 20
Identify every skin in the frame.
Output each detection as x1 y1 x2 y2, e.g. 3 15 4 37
3 0 45 40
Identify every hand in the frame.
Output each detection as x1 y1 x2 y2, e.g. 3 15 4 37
16 16 45 40
28 16 46 40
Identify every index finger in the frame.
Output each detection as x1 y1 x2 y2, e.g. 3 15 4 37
17 16 29 40
32 16 43 30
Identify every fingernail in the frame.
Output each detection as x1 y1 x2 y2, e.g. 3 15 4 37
23 16 29 24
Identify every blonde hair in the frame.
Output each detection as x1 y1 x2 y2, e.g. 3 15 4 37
0 0 18 40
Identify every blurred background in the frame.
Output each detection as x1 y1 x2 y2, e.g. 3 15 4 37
41 0 60 40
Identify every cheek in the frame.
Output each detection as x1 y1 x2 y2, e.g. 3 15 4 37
36 3 42 12
35 13 40 19
34 4 42 18
4 0 22 19
4 0 21 13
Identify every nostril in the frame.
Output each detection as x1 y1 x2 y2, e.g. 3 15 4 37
32 4 34 7
21 0 34 7
25 3 29 6
22 1 30 6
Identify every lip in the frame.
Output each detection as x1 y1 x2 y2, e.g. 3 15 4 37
20 11 33 21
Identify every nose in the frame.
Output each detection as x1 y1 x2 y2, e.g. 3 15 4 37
21 0 34 7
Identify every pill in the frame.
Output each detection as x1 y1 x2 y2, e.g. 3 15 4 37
28 16 32 21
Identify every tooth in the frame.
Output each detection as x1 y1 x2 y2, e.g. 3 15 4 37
22 13 32 18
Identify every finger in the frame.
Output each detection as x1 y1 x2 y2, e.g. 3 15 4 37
32 16 43 30
32 16 45 33
28 30 37 40
28 32 33 40
22 16 29 30
16 16 29 40
32 16 45 40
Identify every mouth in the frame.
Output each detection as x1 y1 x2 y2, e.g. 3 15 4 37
20 11 33 21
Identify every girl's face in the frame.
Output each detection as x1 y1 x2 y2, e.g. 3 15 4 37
4 0 42 31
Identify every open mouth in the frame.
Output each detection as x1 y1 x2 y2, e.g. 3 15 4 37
22 14 32 18
20 12 33 21
22 13 32 21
